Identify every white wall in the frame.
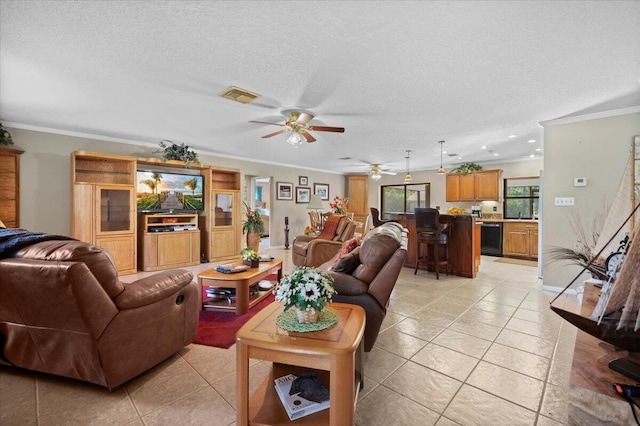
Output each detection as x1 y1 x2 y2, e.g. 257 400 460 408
542 112 640 289
9 127 345 248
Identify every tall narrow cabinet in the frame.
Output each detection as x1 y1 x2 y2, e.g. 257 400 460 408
201 167 242 262
71 151 137 274
0 147 24 228
346 174 369 224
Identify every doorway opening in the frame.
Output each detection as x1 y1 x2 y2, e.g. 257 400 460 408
251 176 271 249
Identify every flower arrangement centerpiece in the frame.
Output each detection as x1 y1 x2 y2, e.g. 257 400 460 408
304 226 316 235
241 202 265 251
274 266 336 323
240 247 260 268
329 196 349 214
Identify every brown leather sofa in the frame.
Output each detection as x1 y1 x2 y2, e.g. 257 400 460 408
292 215 356 267
321 222 408 351
0 239 199 388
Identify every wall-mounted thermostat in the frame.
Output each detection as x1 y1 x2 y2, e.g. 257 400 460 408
574 177 587 187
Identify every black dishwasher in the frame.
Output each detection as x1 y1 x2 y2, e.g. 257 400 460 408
481 222 503 256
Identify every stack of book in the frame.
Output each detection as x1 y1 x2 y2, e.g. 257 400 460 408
274 371 330 420
215 263 249 274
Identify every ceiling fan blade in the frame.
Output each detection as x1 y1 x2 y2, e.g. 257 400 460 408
249 120 285 126
261 129 289 138
308 125 345 133
381 171 397 175
301 131 316 143
296 113 314 125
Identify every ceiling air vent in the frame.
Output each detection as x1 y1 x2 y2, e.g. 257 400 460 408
219 86 260 104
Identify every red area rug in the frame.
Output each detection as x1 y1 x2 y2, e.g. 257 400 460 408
193 294 276 349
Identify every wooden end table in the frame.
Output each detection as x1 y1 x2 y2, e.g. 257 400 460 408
236 301 365 425
197 258 283 315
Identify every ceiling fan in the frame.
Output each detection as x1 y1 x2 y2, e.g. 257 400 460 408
249 111 345 146
369 164 397 180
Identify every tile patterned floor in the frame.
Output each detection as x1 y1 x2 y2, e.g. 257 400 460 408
0 250 580 425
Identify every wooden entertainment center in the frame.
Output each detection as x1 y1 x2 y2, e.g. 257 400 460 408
70 151 242 274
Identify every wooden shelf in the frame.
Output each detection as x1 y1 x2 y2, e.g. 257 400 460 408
202 288 271 311
248 364 336 425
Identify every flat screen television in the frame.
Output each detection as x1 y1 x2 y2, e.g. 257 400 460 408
136 170 204 212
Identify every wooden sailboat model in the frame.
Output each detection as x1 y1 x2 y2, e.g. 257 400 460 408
550 140 640 379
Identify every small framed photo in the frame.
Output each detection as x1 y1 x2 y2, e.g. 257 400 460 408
276 182 294 200
314 183 330 201
296 187 311 204
299 176 308 186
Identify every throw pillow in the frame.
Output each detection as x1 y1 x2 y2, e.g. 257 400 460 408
331 246 361 274
0 219 5 228
329 237 361 269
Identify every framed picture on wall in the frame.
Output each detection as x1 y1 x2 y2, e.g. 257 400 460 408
296 187 311 204
299 176 308 185
314 183 330 201
276 182 294 200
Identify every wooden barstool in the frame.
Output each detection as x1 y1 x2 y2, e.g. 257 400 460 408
414 208 450 279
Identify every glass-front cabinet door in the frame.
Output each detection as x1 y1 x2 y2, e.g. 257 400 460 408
213 192 234 227
96 186 135 234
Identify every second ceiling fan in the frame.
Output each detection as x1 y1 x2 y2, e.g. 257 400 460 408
249 111 345 145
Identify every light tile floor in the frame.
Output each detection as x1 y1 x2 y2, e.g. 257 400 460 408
0 250 580 426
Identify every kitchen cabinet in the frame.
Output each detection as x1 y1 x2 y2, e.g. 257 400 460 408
503 221 538 259
446 169 502 202
346 174 369 224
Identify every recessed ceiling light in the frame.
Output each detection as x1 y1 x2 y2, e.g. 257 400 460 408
535 148 541 152
529 154 535 158
527 139 536 143
443 150 448 154
508 135 516 138
481 145 487 149
457 156 463 160
493 153 499 156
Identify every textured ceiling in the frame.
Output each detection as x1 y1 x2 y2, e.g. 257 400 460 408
1 1 639 174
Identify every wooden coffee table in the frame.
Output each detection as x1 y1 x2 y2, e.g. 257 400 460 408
197 258 283 315
236 301 365 425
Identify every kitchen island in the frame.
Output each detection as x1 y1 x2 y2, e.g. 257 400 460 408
388 213 481 278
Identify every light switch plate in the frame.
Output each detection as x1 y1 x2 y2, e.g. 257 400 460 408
555 197 575 206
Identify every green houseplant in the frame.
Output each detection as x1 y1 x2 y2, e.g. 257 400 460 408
156 140 200 168
449 162 482 174
242 202 265 251
0 123 14 146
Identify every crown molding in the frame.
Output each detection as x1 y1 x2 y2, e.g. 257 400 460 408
539 105 640 128
1 122 343 175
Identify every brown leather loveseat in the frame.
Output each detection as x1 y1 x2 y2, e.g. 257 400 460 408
321 222 408 351
292 215 356 267
0 237 199 388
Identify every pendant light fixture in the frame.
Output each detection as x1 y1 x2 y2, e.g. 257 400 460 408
404 150 412 184
437 140 446 174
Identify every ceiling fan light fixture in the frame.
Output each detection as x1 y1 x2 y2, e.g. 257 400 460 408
404 150 412 183
437 140 446 175
286 132 305 147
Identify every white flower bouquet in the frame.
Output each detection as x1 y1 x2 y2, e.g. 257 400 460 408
274 267 336 312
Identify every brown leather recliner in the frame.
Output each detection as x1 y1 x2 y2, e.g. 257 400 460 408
292 215 356 268
0 239 199 388
321 222 408 351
